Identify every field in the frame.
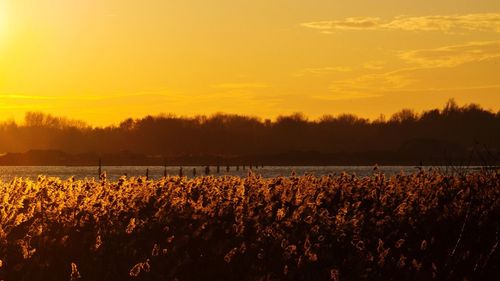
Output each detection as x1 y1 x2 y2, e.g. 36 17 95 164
0 170 498 281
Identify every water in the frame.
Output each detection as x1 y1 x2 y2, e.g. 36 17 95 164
0 165 482 181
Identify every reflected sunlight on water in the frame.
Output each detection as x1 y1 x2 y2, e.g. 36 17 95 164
0 165 482 181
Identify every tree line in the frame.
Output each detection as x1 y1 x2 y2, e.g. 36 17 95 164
0 100 498 162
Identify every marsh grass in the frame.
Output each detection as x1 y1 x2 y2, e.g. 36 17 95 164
0 170 498 280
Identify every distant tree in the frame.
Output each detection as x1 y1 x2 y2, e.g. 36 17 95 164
24 112 88 129
0 100 496 157
390 109 418 123
443 98 459 115
119 118 135 130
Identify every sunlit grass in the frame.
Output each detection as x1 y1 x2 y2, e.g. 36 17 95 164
0 170 498 280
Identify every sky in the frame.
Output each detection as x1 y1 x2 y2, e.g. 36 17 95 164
0 0 499 126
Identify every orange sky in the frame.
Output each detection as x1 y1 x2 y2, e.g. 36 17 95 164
0 0 499 126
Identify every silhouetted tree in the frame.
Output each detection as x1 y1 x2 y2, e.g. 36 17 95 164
0 100 497 161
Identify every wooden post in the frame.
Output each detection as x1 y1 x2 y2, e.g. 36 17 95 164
146 168 149 180
193 167 197 177
217 165 220 173
226 165 230 172
179 167 183 177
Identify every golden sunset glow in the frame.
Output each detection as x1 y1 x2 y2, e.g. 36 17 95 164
0 2 7 42
1 0 500 125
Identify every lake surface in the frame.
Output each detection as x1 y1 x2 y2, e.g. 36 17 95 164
0 165 482 181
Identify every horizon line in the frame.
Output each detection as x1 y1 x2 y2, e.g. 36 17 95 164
0 99 498 128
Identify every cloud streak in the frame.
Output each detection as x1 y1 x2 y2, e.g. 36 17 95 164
301 17 381 31
320 40 500 100
399 41 500 67
324 67 500 99
327 69 415 96
302 13 500 33
211 83 270 89
294 66 353 77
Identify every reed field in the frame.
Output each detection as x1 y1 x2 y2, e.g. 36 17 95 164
0 169 498 281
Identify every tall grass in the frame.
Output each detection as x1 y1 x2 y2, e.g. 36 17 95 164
0 170 498 280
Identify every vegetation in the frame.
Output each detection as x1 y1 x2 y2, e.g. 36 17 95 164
0 169 498 280
0 100 498 159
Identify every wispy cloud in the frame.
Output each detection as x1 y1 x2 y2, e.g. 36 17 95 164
385 14 500 33
0 103 50 110
301 17 381 31
308 39 500 101
363 61 386 70
211 83 270 89
294 66 352 77
399 41 500 67
312 92 382 101
322 67 500 100
302 13 500 33
0 94 59 100
327 69 415 96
